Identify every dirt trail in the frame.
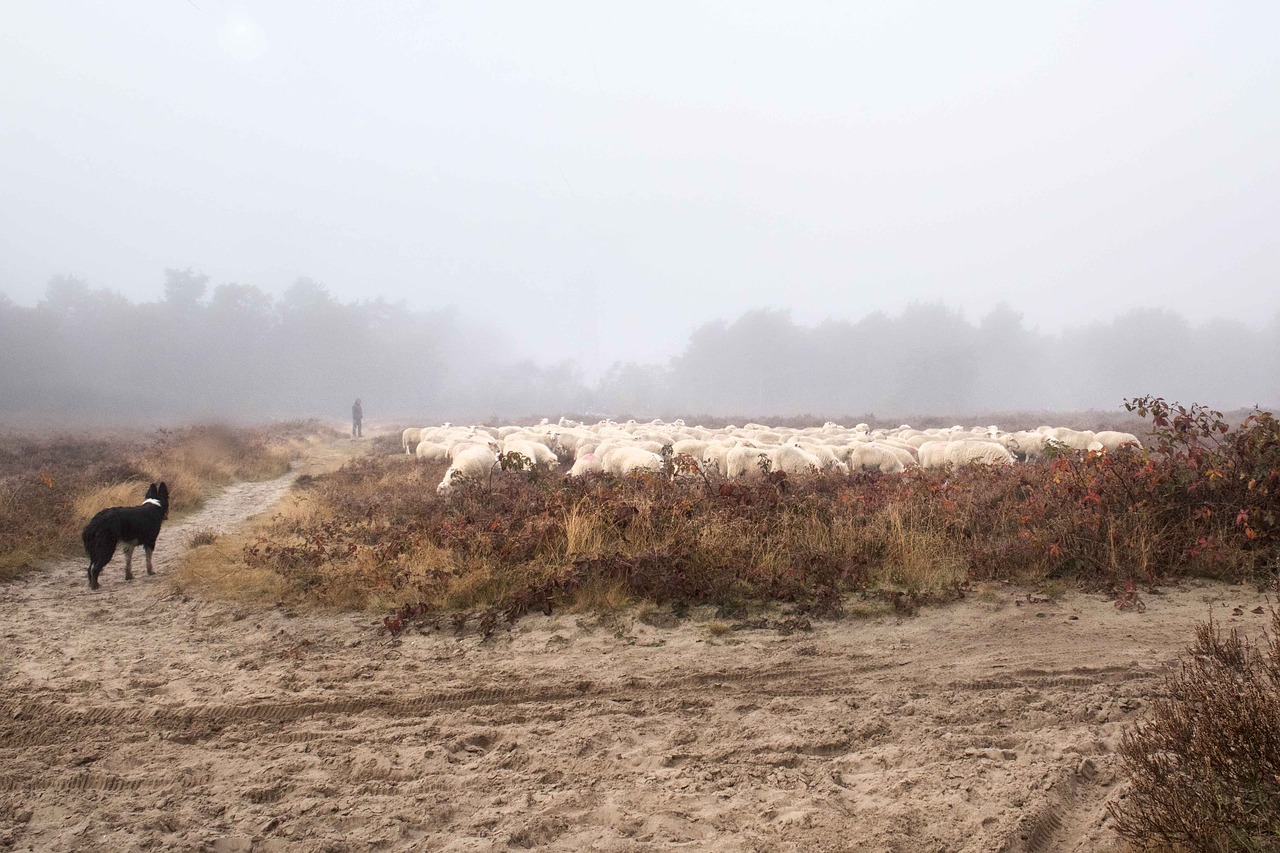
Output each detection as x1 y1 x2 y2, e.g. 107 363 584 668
1 438 1274 852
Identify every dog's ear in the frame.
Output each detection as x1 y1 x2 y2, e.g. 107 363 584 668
158 482 169 500
145 483 159 499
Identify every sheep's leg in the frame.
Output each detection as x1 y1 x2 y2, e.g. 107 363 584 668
144 545 155 575
123 544 135 581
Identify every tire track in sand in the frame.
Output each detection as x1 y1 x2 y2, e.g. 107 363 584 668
999 757 1111 853
1 660 899 748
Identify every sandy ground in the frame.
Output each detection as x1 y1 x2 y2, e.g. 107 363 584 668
2 439 1276 852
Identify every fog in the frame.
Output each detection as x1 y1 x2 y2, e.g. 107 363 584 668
1 277 1275 424
2 3 1278 422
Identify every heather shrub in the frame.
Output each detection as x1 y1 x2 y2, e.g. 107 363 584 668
1109 610 1280 851
235 400 1279 630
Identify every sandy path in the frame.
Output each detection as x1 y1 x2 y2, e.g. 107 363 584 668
1 450 1274 852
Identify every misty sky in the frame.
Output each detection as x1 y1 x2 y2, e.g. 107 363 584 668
3 2 1278 371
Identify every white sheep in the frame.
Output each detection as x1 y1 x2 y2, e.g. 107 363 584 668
553 429 594 458
401 427 423 455
567 450 604 477
671 438 709 461
917 441 952 469
501 439 559 469
944 440 1015 468
796 442 850 473
415 440 449 463
772 444 824 475
875 440 918 467
601 446 666 476
905 433 944 450
437 444 500 494
1094 430 1142 452
699 442 731 476
1001 430 1050 461
926 438 1013 466
445 438 493 459
846 443 906 474
566 441 621 476
726 445 776 479
1042 427 1099 451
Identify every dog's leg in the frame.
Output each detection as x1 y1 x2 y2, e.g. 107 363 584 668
87 561 98 590
123 543 135 581
144 545 155 576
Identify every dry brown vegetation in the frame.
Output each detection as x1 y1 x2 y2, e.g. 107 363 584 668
217 401 1279 636
1110 608 1280 850
0 421 336 581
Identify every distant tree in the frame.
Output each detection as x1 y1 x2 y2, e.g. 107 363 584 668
972 303 1046 411
281 276 332 315
208 282 275 320
204 283 280 411
596 361 671 417
669 309 802 414
40 274 92 316
163 268 209 315
1095 308 1195 405
888 303 977 414
39 274 131 320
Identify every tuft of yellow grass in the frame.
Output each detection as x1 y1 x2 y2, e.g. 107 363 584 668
567 574 632 614
868 504 968 594
170 529 285 603
440 562 521 612
0 547 41 583
73 481 153 526
1039 579 1068 602
563 502 610 558
972 581 1007 607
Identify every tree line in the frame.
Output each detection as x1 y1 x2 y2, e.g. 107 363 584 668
1 270 1276 424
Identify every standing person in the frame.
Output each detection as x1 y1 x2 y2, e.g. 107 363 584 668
352 398 363 439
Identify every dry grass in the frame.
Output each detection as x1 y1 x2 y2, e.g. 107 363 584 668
562 502 612 558
704 620 733 638
868 504 968 595
0 421 333 582
70 426 303 527
972 581 1008 606
1038 579 1068 602
186 528 221 548
170 529 286 603
72 482 154 526
438 561 545 613
567 575 633 614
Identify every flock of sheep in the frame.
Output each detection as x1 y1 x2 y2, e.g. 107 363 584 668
401 419 1143 495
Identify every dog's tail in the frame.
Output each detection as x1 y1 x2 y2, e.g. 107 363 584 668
81 512 120 590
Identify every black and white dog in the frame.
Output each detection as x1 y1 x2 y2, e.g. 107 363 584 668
81 482 169 590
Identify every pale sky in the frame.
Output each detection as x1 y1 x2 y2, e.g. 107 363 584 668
3 2 1278 369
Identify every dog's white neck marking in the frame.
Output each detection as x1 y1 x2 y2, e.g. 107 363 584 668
143 498 162 507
